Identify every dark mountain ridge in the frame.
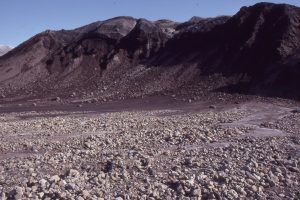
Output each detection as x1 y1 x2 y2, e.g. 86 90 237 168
0 2 300 101
155 3 300 96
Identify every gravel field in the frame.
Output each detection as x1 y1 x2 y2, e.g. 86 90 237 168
0 98 299 200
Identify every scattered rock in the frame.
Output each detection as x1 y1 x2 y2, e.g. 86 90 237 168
50 175 60 183
0 99 298 199
51 97 60 101
68 169 80 178
13 187 23 200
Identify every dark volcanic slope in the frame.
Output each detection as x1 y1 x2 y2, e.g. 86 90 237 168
160 3 300 95
0 2 300 100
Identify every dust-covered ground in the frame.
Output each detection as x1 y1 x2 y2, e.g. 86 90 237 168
0 97 299 200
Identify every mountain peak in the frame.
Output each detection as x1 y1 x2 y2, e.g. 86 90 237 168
0 45 13 56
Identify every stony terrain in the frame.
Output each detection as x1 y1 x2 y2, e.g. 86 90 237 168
0 97 299 199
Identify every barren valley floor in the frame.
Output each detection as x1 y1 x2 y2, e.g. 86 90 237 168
0 97 299 199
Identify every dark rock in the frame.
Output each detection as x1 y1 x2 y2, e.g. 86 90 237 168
104 161 115 173
288 166 300 172
209 105 217 109
51 97 60 101
118 18 171 60
291 109 300 114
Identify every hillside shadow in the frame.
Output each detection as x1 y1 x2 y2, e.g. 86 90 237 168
214 82 300 101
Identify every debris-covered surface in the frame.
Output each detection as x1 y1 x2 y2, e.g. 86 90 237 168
0 99 299 199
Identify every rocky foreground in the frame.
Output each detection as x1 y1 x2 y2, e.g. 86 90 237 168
0 98 299 200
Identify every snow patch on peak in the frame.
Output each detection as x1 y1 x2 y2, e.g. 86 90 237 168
0 45 13 56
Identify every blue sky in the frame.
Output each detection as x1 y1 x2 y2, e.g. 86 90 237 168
1 0 299 47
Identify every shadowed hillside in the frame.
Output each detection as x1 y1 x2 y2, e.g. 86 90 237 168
0 3 300 101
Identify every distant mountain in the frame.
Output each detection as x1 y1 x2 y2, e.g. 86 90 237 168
0 45 12 56
0 2 300 100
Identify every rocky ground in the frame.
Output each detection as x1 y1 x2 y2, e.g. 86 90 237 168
0 97 299 200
